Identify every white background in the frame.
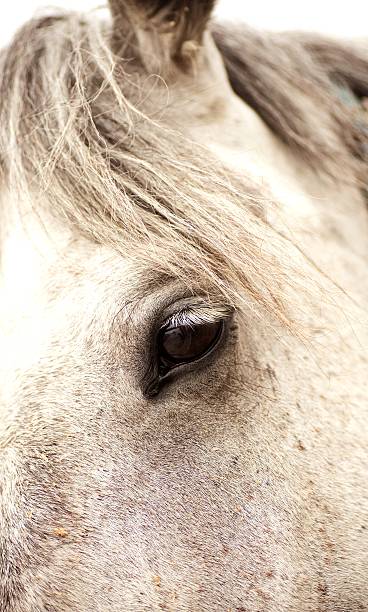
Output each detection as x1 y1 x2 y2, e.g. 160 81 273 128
0 0 367 46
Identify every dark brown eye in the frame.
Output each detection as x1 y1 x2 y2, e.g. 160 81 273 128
158 320 223 369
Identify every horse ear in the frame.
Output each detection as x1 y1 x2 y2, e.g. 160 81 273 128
108 0 217 75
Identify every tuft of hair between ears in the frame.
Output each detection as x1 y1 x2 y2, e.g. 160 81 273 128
0 12 367 336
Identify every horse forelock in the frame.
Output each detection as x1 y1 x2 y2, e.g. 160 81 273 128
0 10 367 332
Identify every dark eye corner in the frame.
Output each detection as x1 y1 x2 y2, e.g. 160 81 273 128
143 301 234 398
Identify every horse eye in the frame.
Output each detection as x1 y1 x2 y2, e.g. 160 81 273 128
158 320 223 370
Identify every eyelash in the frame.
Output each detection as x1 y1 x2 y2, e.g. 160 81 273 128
160 304 233 330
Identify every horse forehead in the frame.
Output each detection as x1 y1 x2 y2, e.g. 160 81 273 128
168 72 366 254
162 57 315 220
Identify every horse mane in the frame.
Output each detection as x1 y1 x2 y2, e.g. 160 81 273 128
0 11 367 329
